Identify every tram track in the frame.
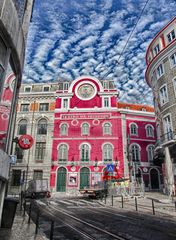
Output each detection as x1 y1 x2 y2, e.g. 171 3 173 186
47 199 176 240
37 202 131 240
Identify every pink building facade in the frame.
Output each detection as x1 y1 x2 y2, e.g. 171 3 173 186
50 76 162 193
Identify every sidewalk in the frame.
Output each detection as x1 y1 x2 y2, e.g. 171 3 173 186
0 207 48 240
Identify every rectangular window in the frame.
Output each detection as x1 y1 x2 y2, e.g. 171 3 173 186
163 114 173 141
33 170 43 180
170 52 176 67
43 86 49 92
154 44 160 55
16 147 24 163
173 78 176 96
64 82 69 90
35 142 46 161
24 87 31 92
63 99 68 109
104 97 109 107
167 30 175 43
20 104 29 112
159 85 168 105
39 103 49 111
11 170 21 186
157 64 164 79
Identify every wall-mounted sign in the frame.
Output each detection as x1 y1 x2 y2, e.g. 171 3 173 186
18 134 34 149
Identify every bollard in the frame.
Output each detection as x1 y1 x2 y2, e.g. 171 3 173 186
35 209 40 235
23 199 26 217
135 197 138 211
121 195 124 208
50 220 54 240
28 202 32 224
152 199 155 215
111 195 113 206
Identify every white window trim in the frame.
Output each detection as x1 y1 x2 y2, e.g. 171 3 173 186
103 122 112 135
159 83 169 106
172 77 176 97
43 85 50 91
60 123 69 136
169 52 176 69
101 142 114 162
79 142 91 161
167 29 175 43
146 144 155 163
129 122 138 136
156 63 164 80
145 124 154 138
162 113 173 134
102 96 110 108
24 86 32 92
61 98 70 109
81 122 90 136
130 143 141 162
153 43 160 56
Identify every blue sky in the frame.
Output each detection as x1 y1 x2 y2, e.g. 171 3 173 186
23 0 176 105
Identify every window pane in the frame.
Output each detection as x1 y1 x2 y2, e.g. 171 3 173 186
11 170 21 186
58 144 68 161
35 142 46 161
39 103 49 111
20 104 29 112
33 170 43 180
37 119 47 135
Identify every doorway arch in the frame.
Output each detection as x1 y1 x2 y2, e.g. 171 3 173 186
80 167 90 190
57 167 67 192
150 168 159 189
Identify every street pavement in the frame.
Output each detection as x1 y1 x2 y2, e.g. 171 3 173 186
0 191 175 240
0 206 48 240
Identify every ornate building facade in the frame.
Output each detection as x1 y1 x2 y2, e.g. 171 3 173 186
145 17 176 194
50 76 161 193
9 83 59 194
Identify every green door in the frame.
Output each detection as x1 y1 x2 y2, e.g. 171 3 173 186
57 167 66 192
80 167 90 190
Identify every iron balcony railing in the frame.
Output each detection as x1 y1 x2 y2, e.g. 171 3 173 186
155 130 176 147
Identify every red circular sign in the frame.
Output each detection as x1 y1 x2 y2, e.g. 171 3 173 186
18 135 34 150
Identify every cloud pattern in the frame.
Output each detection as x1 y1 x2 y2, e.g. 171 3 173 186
23 0 176 105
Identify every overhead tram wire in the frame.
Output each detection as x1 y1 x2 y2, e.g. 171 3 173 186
101 0 151 81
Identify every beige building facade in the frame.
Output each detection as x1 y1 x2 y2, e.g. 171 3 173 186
9 83 59 195
145 17 176 195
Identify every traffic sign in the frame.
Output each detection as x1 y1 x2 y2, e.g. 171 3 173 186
107 164 114 172
18 134 34 149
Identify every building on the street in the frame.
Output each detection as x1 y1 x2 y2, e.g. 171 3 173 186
9 83 59 195
145 17 176 195
0 0 34 225
50 76 161 193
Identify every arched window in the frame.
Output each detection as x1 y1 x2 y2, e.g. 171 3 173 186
103 144 113 162
146 125 154 137
80 144 90 161
103 123 111 135
60 123 68 136
131 144 140 162
81 123 89 135
58 144 68 162
130 123 138 135
147 145 155 163
18 119 27 135
37 119 47 135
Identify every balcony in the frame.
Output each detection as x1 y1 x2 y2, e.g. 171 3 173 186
155 131 176 148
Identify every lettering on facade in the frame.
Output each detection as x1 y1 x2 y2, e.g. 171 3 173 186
61 113 111 120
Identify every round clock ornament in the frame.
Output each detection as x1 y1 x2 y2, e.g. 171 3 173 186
76 82 96 100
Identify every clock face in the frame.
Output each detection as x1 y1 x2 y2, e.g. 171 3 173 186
77 83 95 99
